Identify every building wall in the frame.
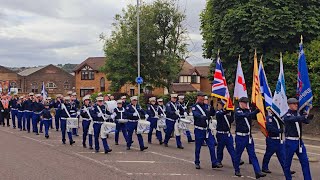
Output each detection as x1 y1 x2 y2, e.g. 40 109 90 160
23 65 75 96
200 78 212 94
75 71 111 97
190 83 201 91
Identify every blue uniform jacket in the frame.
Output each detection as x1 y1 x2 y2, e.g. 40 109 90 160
192 102 215 128
91 105 111 122
80 105 93 119
22 99 33 111
114 107 127 120
17 102 24 111
266 115 283 137
60 103 72 118
165 101 182 120
235 107 259 134
10 98 18 109
125 104 145 120
157 105 166 116
216 109 234 132
146 104 158 118
32 102 44 113
283 109 309 138
41 108 52 119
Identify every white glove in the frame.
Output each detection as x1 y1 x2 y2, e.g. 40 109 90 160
175 110 180 115
97 113 103 117
155 112 159 117
1 110 4 112
77 111 80 116
184 112 188 117
145 114 149 119
133 112 138 116
111 113 116 119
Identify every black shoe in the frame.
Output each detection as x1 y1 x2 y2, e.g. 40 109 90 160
115 142 119 145
75 134 79 136
83 144 87 148
89 146 93 150
239 160 245 166
39 131 43 133
45 135 49 139
13 127 16 129
290 171 296 175
140 147 148 151
235 172 242 177
262 169 271 174
35 133 39 135
212 164 223 168
164 143 168 147
202 143 207 146
255 172 266 179
95 150 99 153
62 141 66 144
195 164 201 169
7 124 10 127
56 129 59 131
70 141 75 145
23 128 26 131
188 140 195 143
105 149 112 154
126 147 130 150
159 141 163 145
148 141 152 144
177 146 184 149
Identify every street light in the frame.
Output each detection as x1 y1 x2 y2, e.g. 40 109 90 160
137 0 141 99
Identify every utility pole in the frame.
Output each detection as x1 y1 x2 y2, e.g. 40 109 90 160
137 0 141 99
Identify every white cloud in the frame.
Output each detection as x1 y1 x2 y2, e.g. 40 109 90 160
0 0 208 67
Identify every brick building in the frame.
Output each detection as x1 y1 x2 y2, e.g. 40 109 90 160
0 65 75 95
75 57 211 97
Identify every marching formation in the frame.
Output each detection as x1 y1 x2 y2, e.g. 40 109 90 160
0 89 314 180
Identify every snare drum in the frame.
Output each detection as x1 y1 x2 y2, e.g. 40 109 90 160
137 120 151 134
66 118 78 129
178 118 192 130
101 122 116 134
157 117 166 128
186 116 194 125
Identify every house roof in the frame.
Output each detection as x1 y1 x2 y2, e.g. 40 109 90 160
171 83 197 92
195 66 210 77
0 66 19 74
74 57 106 72
179 61 196 76
18 66 45 76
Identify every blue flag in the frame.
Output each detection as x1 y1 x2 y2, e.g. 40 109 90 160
41 82 48 101
297 42 313 113
259 60 272 108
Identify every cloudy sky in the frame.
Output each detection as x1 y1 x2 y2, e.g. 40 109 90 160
0 0 210 67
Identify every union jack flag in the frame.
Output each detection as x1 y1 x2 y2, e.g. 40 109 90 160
211 56 234 110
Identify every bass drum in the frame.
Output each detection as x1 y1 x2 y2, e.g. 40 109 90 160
137 120 151 134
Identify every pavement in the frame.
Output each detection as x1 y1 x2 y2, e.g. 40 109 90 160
0 124 319 180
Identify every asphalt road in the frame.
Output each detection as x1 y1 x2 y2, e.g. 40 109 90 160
0 125 319 180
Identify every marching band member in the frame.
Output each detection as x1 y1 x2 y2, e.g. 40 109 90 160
215 101 236 170
146 97 162 144
156 98 165 144
91 96 112 153
40 102 53 138
23 93 34 133
31 94 44 135
17 96 25 131
283 98 313 180
113 100 128 145
10 94 19 129
0 95 10 127
178 95 194 143
80 95 93 149
54 94 63 131
192 92 222 169
60 96 75 145
70 96 79 136
234 97 266 178
47 97 55 129
121 96 129 108
125 96 148 151
164 93 184 149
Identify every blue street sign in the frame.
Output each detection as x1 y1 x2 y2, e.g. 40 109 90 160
136 77 143 84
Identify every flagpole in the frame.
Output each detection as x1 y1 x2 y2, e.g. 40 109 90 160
300 35 303 44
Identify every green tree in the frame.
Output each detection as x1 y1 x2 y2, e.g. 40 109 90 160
201 0 320 93
283 37 320 106
101 0 188 92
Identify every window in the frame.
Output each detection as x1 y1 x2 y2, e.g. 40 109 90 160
81 65 95 80
31 82 38 93
191 72 200 84
46 82 57 89
100 77 105 92
179 76 192 83
64 81 70 89
10 82 17 88
130 89 135 97
80 89 93 97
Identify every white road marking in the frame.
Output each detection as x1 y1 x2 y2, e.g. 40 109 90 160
23 136 55 147
117 161 155 163
0 129 14 134
127 172 215 176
